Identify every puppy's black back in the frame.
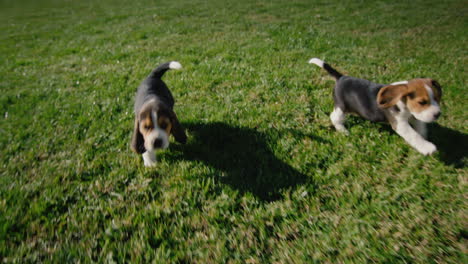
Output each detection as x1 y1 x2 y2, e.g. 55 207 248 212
334 76 387 122
134 74 175 115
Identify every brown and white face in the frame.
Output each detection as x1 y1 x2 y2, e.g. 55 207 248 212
377 78 442 123
131 101 187 154
139 106 171 151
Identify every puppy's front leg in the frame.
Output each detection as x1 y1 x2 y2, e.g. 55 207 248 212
409 117 428 139
395 120 436 155
142 151 157 167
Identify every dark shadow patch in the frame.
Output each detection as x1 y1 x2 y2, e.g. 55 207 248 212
279 127 331 146
167 122 316 201
333 117 467 168
429 123 467 168
337 115 395 134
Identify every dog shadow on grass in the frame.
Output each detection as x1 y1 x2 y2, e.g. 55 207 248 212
167 122 323 201
429 124 468 168
348 116 467 168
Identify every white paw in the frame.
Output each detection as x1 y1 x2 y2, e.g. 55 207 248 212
144 160 157 167
142 151 157 167
336 126 350 136
417 142 437 155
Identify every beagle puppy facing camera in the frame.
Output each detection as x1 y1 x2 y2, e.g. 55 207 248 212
131 61 187 166
309 58 442 155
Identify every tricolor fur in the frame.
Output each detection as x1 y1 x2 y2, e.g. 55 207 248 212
131 61 187 167
309 58 442 155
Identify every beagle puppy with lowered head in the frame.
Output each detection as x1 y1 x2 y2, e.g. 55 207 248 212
309 58 442 155
131 61 187 166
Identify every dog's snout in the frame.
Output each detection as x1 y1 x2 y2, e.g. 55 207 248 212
153 138 163 148
434 112 441 119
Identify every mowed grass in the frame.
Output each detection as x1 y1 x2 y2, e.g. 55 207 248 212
0 0 467 262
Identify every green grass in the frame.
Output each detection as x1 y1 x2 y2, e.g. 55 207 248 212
0 0 467 262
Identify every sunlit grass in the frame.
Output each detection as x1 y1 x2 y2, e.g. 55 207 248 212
0 0 466 262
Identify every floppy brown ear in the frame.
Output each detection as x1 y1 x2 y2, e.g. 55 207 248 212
377 84 408 109
169 110 187 144
430 79 442 102
131 118 145 154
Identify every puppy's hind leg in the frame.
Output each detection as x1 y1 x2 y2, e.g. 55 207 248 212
330 107 349 135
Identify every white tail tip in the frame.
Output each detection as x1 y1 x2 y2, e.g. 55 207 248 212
308 58 324 68
169 61 182 70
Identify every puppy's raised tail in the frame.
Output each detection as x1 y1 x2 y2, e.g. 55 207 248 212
150 61 182 78
308 58 343 80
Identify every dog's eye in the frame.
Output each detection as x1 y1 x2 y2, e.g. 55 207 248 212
160 122 168 129
418 100 428 105
144 124 152 130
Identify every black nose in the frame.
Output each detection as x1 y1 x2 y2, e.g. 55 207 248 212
434 112 441 119
153 138 163 148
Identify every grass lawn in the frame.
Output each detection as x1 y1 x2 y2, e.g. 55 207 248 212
0 0 466 262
